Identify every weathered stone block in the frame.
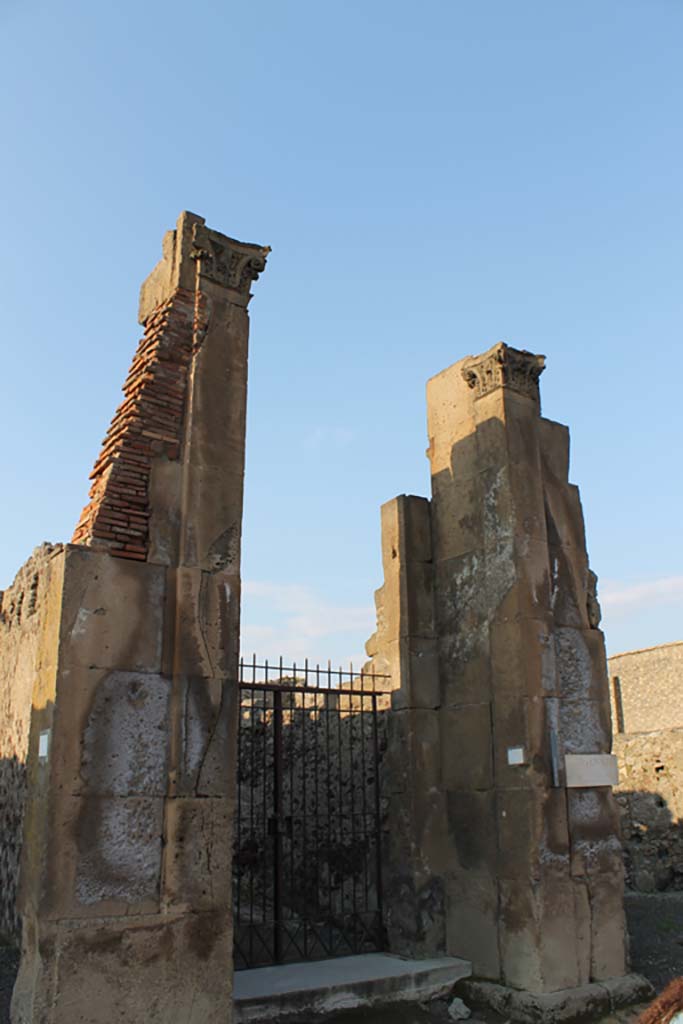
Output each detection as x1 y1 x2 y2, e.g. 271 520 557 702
163 798 233 911
430 469 483 561
389 637 440 709
497 789 570 880
490 616 557 699
555 625 609 703
560 698 612 755
59 547 165 672
19 912 233 1024
538 418 570 481
446 873 501 980
173 567 240 679
446 790 497 874
148 459 182 566
179 463 244 573
176 675 238 797
441 705 493 790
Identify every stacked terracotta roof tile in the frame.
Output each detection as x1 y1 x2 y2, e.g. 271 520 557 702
72 288 196 560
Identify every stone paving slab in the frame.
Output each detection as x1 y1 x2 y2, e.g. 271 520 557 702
233 953 472 1022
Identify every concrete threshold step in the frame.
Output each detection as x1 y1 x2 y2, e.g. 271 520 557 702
233 952 472 1022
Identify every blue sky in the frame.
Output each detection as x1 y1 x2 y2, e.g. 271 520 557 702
1 0 682 664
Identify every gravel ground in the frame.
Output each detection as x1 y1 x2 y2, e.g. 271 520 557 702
1 893 681 1023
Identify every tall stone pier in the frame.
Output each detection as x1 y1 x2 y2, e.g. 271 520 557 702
10 212 269 1023
371 343 648 1019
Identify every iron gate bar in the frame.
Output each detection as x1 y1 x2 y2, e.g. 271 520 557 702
234 655 390 970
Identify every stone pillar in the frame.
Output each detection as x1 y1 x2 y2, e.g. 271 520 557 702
11 213 269 1024
367 496 445 956
425 343 642 1015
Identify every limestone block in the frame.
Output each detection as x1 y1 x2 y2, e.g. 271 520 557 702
47 667 169 799
389 637 440 710
446 790 497 874
446 873 501 979
544 479 588 560
440 622 492 706
489 616 558 699
555 626 609 704
441 705 493 790
498 881 543 992
405 561 436 638
508 462 547 546
383 707 441 795
538 418 570 484
567 788 622 855
22 911 233 1024
426 361 478 477
471 399 508 474
430 469 483 562
148 458 182 566
74 796 164 909
492 537 553 623
173 567 240 679
560 697 612 755
435 551 489 650
587 860 628 980
491 695 548 789
59 547 165 672
500 877 586 992
79 670 170 797
38 794 164 919
496 789 570 880
548 542 590 630
163 797 233 911
176 675 238 797
185 299 248 469
179 463 244 573
401 494 433 562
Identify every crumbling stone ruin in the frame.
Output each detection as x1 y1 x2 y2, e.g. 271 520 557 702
364 343 649 1019
0 214 654 1023
1 213 269 1024
608 643 683 894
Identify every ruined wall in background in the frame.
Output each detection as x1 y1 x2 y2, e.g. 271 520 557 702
613 727 683 892
606 643 683 892
0 544 64 944
608 642 683 734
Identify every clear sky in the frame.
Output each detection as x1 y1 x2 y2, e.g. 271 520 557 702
1 0 682 665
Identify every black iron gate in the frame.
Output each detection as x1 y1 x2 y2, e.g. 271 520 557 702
233 657 390 969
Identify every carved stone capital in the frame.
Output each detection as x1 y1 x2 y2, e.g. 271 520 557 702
461 343 545 404
139 212 270 322
190 221 270 298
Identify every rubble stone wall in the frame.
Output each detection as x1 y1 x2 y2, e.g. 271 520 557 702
613 727 683 892
0 544 64 944
608 642 683 734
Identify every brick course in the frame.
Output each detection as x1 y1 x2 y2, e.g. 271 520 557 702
72 287 200 559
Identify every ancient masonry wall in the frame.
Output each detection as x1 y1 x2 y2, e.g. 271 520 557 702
0 544 64 944
367 343 631 1006
613 727 683 892
608 642 683 734
607 643 683 893
9 212 269 1024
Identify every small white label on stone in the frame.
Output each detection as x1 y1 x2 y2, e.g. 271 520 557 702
507 746 526 766
565 753 618 788
38 730 50 760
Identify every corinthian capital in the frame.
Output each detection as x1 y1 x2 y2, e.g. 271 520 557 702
461 342 545 404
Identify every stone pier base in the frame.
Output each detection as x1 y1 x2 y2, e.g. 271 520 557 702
458 974 653 1023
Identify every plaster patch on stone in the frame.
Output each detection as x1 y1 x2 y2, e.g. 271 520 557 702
560 700 606 755
75 797 163 904
555 628 592 701
81 672 170 796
